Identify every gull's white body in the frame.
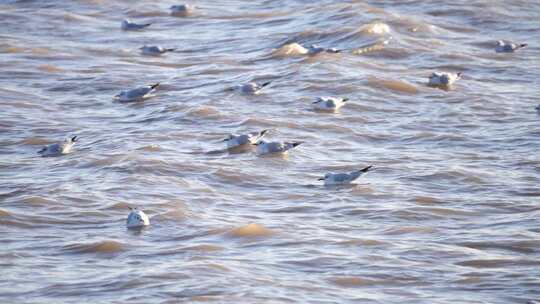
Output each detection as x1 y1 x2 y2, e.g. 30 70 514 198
121 19 151 31
170 4 194 17
428 72 461 86
224 130 269 149
115 83 159 102
495 40 527 53
126 209 150 228
313 97 348 111
255 140 302 155
320 166 372 186
232 82 271 95
38 136 77 157
140 46 175 56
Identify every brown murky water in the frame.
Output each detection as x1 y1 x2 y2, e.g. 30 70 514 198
1 0 539 303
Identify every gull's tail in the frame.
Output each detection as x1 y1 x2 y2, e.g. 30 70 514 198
519 43 528 49
359 165 373 173
71 136 78 142
290 142 302 149
257 129 270 141
457 72 463 78
261 81 272 88
166 48 176 52
150 83 160 90
142 23 152 28
342 98 349 102
37 147 46 154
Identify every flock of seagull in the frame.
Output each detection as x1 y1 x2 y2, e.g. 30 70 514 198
34 4 532 228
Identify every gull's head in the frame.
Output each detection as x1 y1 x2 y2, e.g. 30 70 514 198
126 208 150 229
254 140 266 146
222 134 234 141
456 72 463 79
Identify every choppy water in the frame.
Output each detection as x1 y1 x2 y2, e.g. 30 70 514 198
1 0 540 303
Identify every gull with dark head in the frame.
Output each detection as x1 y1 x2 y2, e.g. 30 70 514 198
38 136 78 157
319 165 372 186
313 96 349 111
255 140 302 155
126 208 150 228
222 130 269 149
114 83 159 102
121 19 151 31
140 45 175 56
229 81 272 95
495 40 527 53
428 72 462 87
170 4 195 17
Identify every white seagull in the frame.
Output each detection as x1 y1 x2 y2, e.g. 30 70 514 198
126 208 150 228
319 165 373 186
170 4 195 17
38 136 78 157
255 140 302 155
428 72 462 87
114 83 159 102
230 81 272 95
313 96 349 111
222 130 269 149
121 19 151 31
495 40 527 53
307 44 341 55
140 45 175 56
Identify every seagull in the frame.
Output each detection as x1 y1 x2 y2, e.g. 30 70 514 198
229 81 272 95
428 72 462 87
126 208 150 228
222 130 269 149
114 83 159 102
140 45 175 56
318 165 373 186
307 44 341 55
38 136 78 157
255 140 302 155
121 19 151 31
313 97 349 111
495 40 527 53
170 4 195 17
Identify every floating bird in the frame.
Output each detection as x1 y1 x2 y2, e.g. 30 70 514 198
307 44 341 55
140 45 175 56
428 72 462 87
255 140 302 155
229 81 272 95
126 208 150 228
319 165 372 186
170 4 195 17
223 130 269 149
37 136 78 157
121 19 151 31
495 40 527 53
313 96 349 111
114 83 159 102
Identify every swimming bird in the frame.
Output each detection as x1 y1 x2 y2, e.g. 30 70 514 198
126 208 150 228
121 19 151 31
170 4 195 17
318 165 373 186
307 44 341 55
38 136 78 157
428 72 462 87
255 140 302 155
222 130 269 149
140 45 175 56
313 96 349 111
230 81 272 95
495 40 527 53
114 83 159 102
